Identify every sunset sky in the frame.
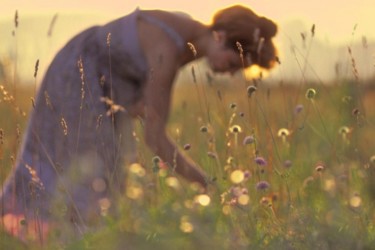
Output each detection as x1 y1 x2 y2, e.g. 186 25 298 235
1 0 374 82
2 0 374 44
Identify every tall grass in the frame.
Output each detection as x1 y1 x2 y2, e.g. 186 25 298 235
1 11 375 250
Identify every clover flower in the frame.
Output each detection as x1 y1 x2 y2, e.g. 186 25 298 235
243 136 255 145
254 156 267 166
256 181 270 191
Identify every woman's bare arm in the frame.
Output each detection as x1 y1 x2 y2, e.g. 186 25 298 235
141 52 207 188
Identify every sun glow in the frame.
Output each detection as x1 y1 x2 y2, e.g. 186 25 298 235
244 65 269 80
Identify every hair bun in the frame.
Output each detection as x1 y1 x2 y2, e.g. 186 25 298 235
258 17 277 39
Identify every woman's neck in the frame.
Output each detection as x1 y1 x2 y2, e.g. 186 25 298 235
180 25 212 65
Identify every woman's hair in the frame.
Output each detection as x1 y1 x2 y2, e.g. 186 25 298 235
211 5 278 69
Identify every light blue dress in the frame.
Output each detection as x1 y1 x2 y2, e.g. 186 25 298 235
0 8 186 230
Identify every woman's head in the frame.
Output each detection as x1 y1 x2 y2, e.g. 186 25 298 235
210 5 278 70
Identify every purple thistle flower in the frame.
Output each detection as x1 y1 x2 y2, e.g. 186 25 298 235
243 136 255 145
254 156 267 166
294 104 304 115
256 181 270 191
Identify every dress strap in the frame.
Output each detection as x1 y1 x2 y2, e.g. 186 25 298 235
139 12 185 51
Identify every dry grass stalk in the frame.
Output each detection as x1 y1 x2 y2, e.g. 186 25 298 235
60 117 68 136
47 14 58 37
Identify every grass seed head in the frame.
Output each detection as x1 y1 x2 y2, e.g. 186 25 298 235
277 128 290 137
315 162 325 172
247 86 257 97
200 126 208 133
305 88 317 100
229 125 242 133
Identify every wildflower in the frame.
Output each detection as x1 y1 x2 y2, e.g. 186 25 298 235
229 125 242 133
256 181 270 191
294 104 304 114
350 193 362 208
283 160 293 168
338 126 350 135
370 155 375 164
352 108 360 116
315 162 325 172
200 126 208 133
129 163 146 177
247 85 257 97
305 88 317 100
152 156 161 164
243 135 255 145
207 151 217 159
229 103 237 109
226 156 235 164
260 196 272 206
254 156 267 166
183 143 191 150
230 186 243 197
338 126 351 144
152 156 161 173
243 170 251 180
277 128 290 137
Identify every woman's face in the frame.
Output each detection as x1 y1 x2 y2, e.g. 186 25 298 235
206 31 248 75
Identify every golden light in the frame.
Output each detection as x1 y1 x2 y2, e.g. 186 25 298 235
350 195 362 208
222 205 231 215
230 170 245 184
244 65 268 80
195 194 211 206
166 176 180 189
238 194 250 205
180 216 194 233
129 163 146 177
126 184 143 200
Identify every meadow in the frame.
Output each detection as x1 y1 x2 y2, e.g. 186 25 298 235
1 17 375 250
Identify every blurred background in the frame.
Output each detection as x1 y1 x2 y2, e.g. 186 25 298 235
1 0 374 84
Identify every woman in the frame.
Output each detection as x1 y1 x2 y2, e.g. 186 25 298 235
1 5 277 241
